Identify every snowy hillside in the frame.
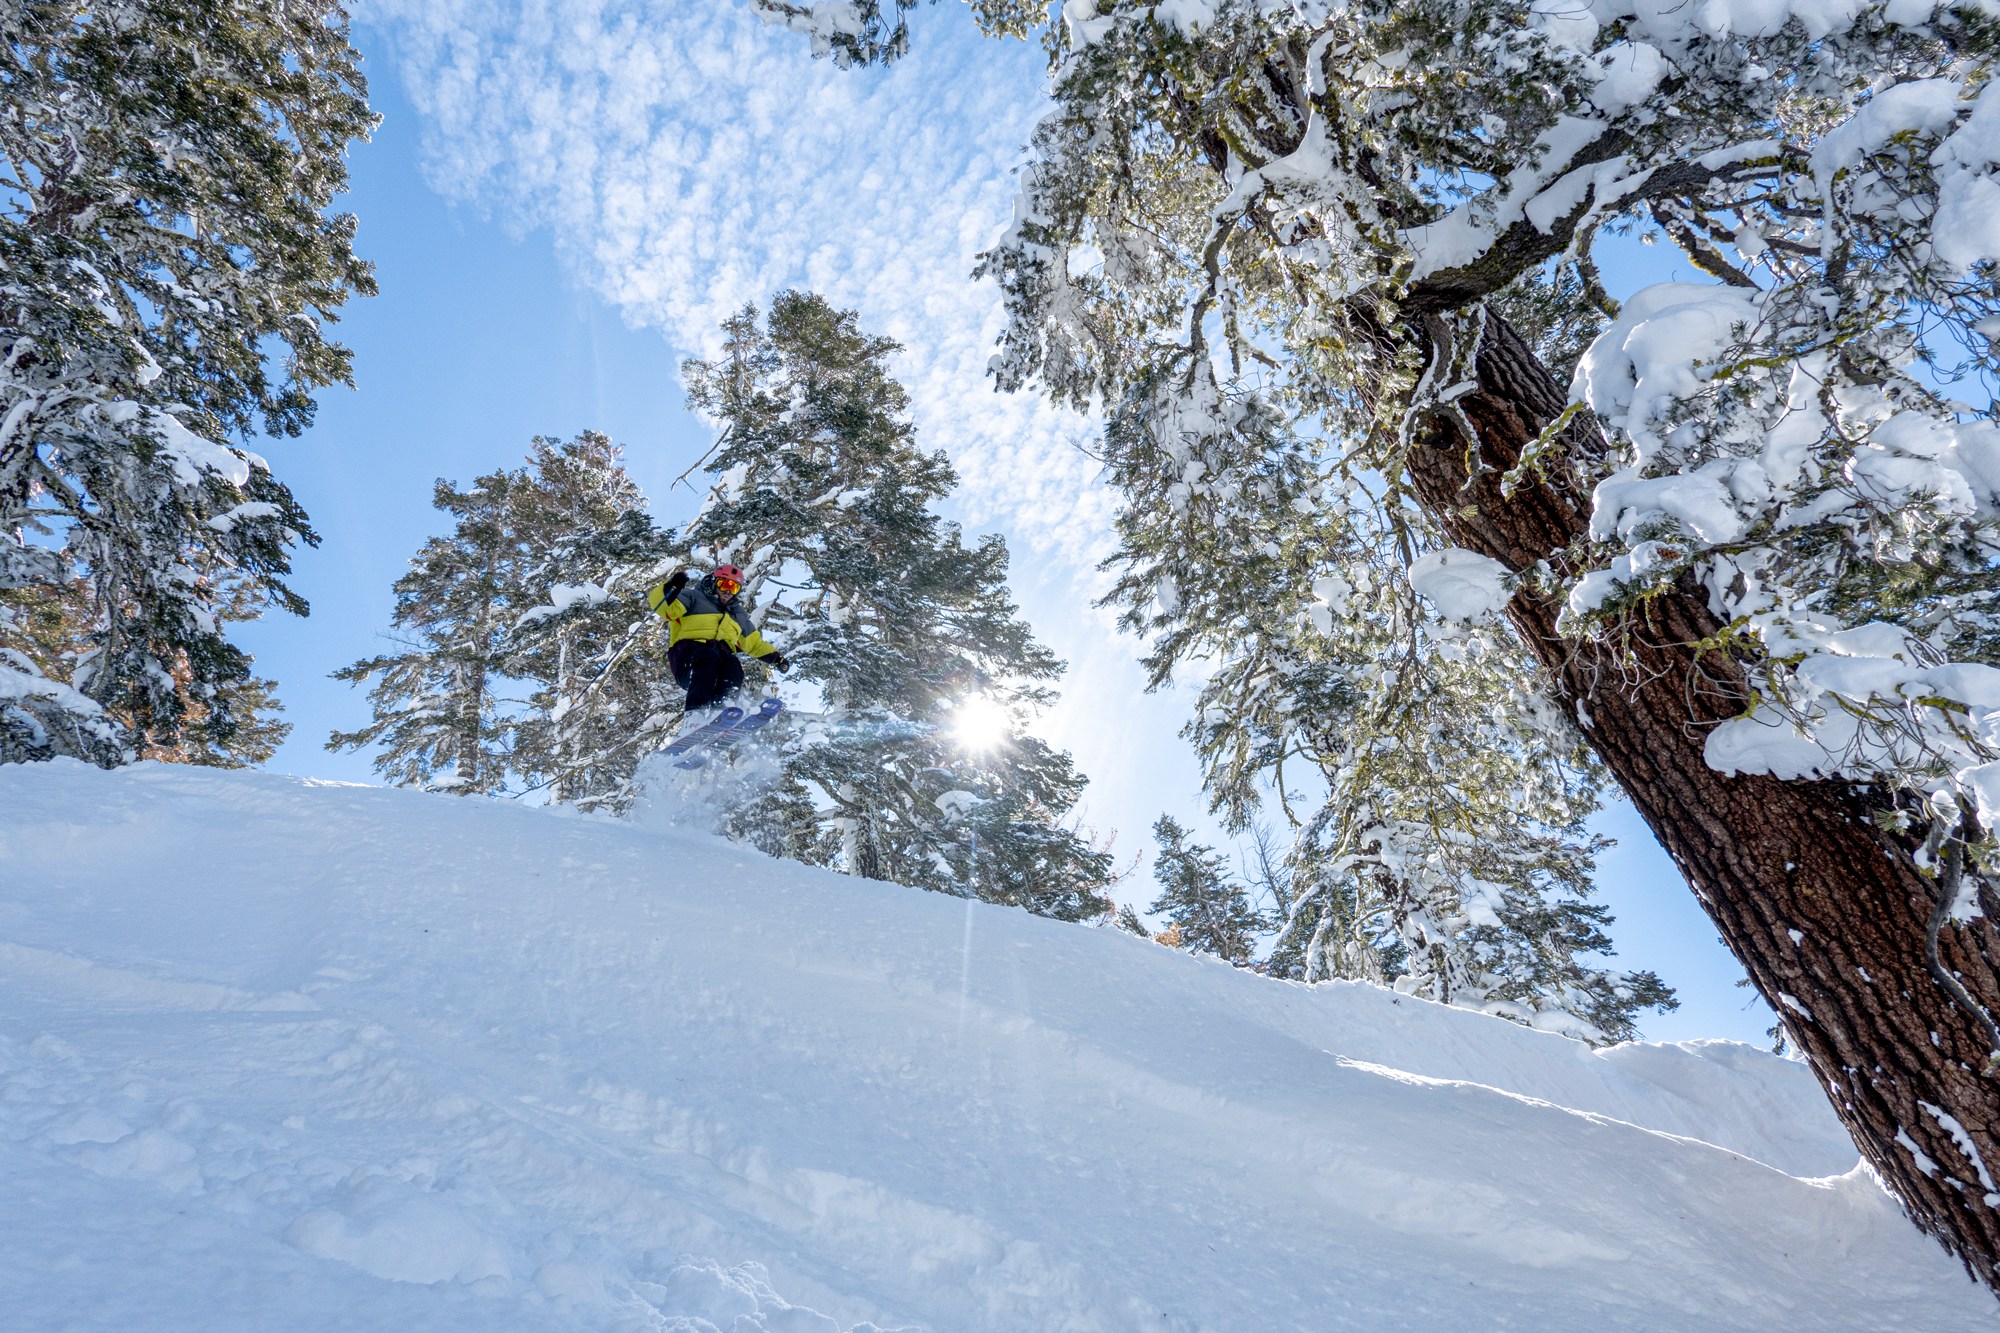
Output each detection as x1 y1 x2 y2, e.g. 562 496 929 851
1 761 1989 1331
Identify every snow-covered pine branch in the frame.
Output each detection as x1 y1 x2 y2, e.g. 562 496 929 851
745 0 1044 65
0 0 375 765
981 0 2000 821
1095 358 1672 1040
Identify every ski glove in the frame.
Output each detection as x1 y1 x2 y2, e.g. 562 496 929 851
767 652 792 673
662 568 690 596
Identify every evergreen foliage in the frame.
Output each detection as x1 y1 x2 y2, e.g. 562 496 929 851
972 0 2000 866
1112 900 1153 939
1093 364 1672 1037
509 486 685 812
8 572 293 767
0 0 375 766
1146 815 1266 964
331 433 675 800
748 0 1042 65
329 471 527 794
682 292 1114 919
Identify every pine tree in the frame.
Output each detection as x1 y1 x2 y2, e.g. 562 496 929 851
1147 815 1265 965
0 1 375 766
1088 364 1671 1038
1112 901 1153 939
682 292 1114 919
334 433 678 801
330 471 528 793
509 500 686 810
772 0 2000 1283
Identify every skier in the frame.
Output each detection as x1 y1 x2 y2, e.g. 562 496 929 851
646 563 791 714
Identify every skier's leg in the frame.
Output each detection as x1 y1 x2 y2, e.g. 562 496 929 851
683 642 734 712
714 651 745 706
668 642 697 692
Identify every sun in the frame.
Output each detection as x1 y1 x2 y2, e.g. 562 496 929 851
952 694 1010 752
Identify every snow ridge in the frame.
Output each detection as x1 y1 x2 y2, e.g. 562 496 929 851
0 761 1989 1330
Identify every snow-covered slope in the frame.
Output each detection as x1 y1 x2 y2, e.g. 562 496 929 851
1 761 1988 1331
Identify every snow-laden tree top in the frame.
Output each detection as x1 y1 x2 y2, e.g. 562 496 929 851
790 0 2000 836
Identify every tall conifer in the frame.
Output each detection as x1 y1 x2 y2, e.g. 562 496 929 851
682 292 1113 918
0 0 374 765
1147 815 1267 965
510 506 685 809
331 433 665 797
330 471 527 793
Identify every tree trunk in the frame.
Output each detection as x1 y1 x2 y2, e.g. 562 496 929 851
456 658 485 792
1401 306 2000 1292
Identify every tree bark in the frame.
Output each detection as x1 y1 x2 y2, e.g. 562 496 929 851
1402 306 2000 1292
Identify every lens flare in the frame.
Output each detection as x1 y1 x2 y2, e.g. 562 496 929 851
952 694 1009 751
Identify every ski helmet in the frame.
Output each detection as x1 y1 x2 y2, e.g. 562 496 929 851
711 564 745 593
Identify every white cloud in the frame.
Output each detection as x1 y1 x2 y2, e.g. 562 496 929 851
359 0 1115 565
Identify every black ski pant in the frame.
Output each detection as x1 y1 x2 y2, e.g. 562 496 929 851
669 639 744 713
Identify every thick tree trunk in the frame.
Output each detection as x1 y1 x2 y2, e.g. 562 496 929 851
1402 307 2000 1292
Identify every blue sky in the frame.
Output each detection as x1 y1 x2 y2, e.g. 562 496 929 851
237 0 1774 1046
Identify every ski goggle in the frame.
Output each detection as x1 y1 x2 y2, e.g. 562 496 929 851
714 575 742 595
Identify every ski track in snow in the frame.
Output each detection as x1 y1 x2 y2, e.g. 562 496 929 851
0 760 1989 1330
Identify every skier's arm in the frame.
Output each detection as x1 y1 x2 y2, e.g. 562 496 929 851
646 578 688 624
739 626 784 664
730 615 789 669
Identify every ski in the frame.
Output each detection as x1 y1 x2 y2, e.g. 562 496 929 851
658 705 745 762
672 698 784 770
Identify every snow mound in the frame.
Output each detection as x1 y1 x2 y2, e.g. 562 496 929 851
1408 547 1512 620
0 761 1988 1330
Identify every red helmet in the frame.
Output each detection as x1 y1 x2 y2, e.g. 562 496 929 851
711 564 745 594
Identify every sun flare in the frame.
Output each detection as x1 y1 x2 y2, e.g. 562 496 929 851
952 694 1010 751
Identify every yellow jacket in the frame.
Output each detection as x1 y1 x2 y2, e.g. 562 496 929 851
648 578 780 659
